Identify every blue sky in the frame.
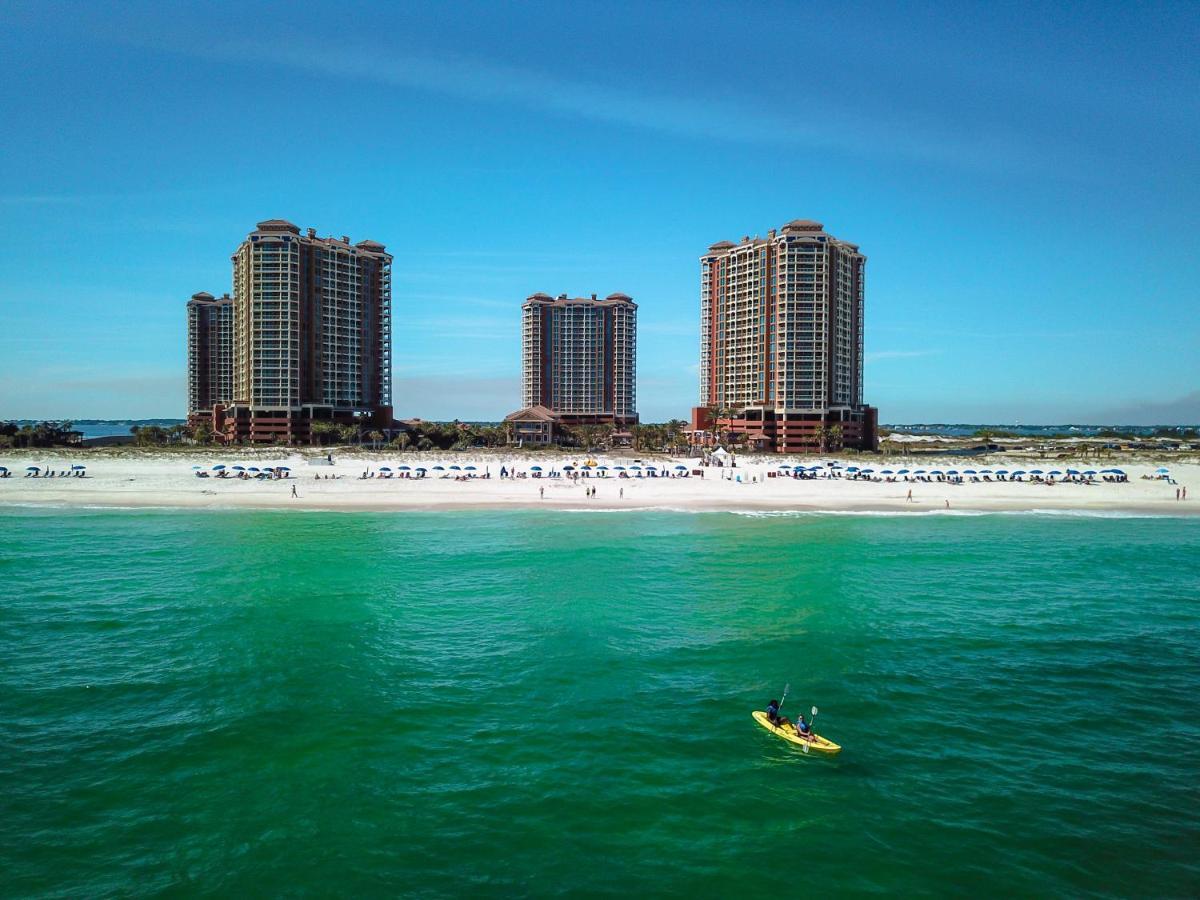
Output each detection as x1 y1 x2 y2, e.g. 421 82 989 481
0 0 1197 424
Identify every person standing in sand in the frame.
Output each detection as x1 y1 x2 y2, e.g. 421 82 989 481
291 485 298 499
907 489 913 502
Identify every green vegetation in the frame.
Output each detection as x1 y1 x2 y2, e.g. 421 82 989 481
0 420 80 448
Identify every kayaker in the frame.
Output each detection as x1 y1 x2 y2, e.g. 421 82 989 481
794 713 812 739
766 700 791 730
766 699 782 726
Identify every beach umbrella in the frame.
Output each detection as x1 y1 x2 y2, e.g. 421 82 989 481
629 465 641 470
415 467 427 472
1156 467 1170 474
930 470 943 475
896 469 910 474
562 465 575 471
1083 470 1097 475
597 466 609 471
465 466 477 471
1028 469 1044 475
530 465 542 471
26 466 39 471
1066 469 1080 475
379 467 392 472
880 469 894 475
449 465 461 471
248 467 260 472
614 466 626 471
963 469 977 475
994 470 1008 474
0 466 7 472
808 465 823 471
398 465 411 471
432 465 445 471
846 466 860 472
1048 470 1063 476
860 468 875 474
793 465 805 471
946 470 959 475
191 465 202 470
232 465 246 471
674 464 688 470
914 469 927 475
1011 470 1026 475
277 467 290 471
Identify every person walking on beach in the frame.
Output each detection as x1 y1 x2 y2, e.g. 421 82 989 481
1177 488 1182 500
291 485 298 499
945 499 950 509
539 486 544 500
906 489 913 502
620 487 624 499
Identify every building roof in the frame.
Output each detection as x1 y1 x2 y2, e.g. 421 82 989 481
256 219 301 234
191 291 215 301
707 240 736 251
781 219 824 231
355 239 387 252
504 405 560 423
605 292 633 301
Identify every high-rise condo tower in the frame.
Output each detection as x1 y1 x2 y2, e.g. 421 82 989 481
185 291 234 430
506 292 638 445
210 219 392 443
693 219 877 452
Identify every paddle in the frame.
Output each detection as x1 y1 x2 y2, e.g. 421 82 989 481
801 705 819 754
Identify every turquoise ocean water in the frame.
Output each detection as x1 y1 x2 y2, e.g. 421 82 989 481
2 509 1198 897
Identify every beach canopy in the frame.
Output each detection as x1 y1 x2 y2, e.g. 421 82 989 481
449 465 461 470
930 470 943 475
674 464 688 470
465 466 477 471
1048 470 1063 475
26 466 39 471
530 466 542 471
212 464 226 470
232 465 246 471
897 469 910 474
994 469 1008 474
860 468 875 474
1084 470 1097 475
562 465 575 471
248 467 260 472
379 467 392 472
846 466 859 472
432 465 445 471
1029 469 1044 474
614 466 626 470
880 469 894 475
963 469 977 475
398 465 411 471
1156 467 1170 474
1011 470 1026 475
1066 469 1080 474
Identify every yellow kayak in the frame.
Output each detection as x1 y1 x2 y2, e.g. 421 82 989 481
752 711 842 753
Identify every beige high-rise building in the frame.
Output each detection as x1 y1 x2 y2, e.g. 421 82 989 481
507 292 637 444
222 219 393 443
693 219 876 452
186 292 234 428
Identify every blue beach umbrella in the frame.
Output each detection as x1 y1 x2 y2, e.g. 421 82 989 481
846 466 860 472
530 466 542 471
914 469 927 475
398 465 411 471
897 469 910 474
1083 470 1097 475
26 466 39 471
597 466 609 471
277 466 290 471
415 467 427 472
1028 469 1044 475
793 465 805 471
880 469 894 474
212 465 226 470
1156 467 1170 474
994 469 1008 474
674 465 687 470
562 465 575 471
465 466 477 471
1011 470 1026 475
248 467 260 472
379 467 392 472
963 469 977 475
860 468 875 474
232 465 246 471
432 465 445 471
449 465 461 471
614 466 626 471
629 465 641 470
1066 469 1080 475
1048 470 1063 476
930 470 944 475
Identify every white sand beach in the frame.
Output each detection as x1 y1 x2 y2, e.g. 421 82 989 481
1 451 1196 515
